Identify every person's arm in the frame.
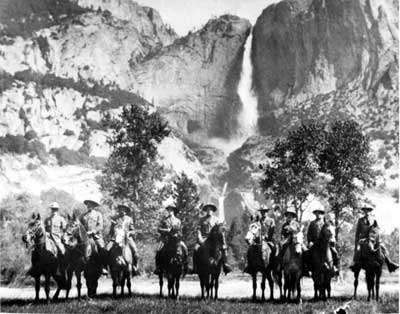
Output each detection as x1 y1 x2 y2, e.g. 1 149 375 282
96 213 103 234
268 220 275 242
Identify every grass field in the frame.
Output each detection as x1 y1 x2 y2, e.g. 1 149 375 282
1 273 399 313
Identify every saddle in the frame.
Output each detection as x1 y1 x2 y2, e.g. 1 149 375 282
44 233 60 257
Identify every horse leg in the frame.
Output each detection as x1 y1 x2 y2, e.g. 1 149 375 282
168 277 173 298
34 275 40 302
283 273 289 301
252 273 257 301
261 273 266 302
112 273 117 299
175 276 180 300
266 270 274 301
65 268 72 300
199 275 205 300
45 272 51 303
366 270 372 302
296 275 301 303
121 272 125 298
209 274 214 299
206 274 211 299
353 268 360 300
214 273 220 300
76 270 82 300
376 270 381 302
127 271 132 297
327 279 331 299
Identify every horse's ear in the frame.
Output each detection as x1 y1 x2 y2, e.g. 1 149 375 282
36 213 41 220
31 213 36 220
373 220 378 228
67 213 72 221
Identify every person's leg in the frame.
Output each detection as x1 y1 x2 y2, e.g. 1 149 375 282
180 241 189 274
154 241 164 275
192 244 200 274
128 238 140 275
330 246 339 275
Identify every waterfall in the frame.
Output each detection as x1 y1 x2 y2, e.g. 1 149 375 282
218 182 228 222
208 29 258 155
236 29 258 140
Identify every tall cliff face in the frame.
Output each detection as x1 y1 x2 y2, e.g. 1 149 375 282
130 15 251 141
252 0 398 136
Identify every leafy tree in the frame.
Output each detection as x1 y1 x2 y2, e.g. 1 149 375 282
173 172 201 253
227 209 252 269
260 122 326 221
321 120 376 243
100 104 171 239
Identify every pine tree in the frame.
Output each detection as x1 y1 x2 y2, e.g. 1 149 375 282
173 172 200 253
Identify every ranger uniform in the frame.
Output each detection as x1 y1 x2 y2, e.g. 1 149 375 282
306 208 339 276
107 204 139 275
350 205 398 273
192 204 232 275
44 202 66 255
154 206 188 275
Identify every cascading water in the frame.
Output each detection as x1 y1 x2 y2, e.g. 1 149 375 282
209 29 258 155
236 29 258 141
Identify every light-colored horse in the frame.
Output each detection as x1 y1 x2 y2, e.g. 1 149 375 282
108 223 133 298
245 222 275 301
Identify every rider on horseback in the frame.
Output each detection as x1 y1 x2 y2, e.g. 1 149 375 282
277 208 304 270
154 205 189 276
350 205 398 273
80 199 108 275
306 207 339 276
106 204 140 276
43 202 67 285
243 204 276 274
192 204 232 275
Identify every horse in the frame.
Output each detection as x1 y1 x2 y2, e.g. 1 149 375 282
308 221 336 301
62 215 102 298
281 227 304 302
245 221 275 302
353 223 384 302
157 229 185 299
22 213 66 302
195 223 226 300
108 222 133 298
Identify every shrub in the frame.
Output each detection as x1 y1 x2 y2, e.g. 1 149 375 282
50 146 84 166
63 129 75 136
0 134 26 154
26 140 48 163
24 130 38 141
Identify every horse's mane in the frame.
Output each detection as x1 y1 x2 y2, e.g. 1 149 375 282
76 220 89 243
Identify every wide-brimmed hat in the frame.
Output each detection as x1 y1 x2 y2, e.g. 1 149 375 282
50 202 60 210
360 205 374 212
202 204 217 212
117 204 132 214
313 208 325 215
83 199 100 207
166 205 179 214
284 208 297 217
258 204 269 212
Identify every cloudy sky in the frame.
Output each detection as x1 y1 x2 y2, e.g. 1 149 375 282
137 0 278 35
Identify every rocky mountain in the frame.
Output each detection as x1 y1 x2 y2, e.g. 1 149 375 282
0 0 397 228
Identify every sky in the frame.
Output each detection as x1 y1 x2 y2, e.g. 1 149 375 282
137 0 278 35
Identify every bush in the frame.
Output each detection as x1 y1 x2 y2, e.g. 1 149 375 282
24 130 38 141
49 146 106 168
63 129 75 136
0 134 26 154
26 140 48 163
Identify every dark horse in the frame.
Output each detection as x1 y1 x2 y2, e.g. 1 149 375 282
195 223 226 300
308 221 336 301
245 221 275 301
108 223 133 298
157 229 185 299
281 228 304 302
22 213 66 302
62 215 102 298
353 223 384 302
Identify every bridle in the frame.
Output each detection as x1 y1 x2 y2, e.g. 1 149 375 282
23 221 44 250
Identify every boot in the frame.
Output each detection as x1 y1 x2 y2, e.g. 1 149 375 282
223 263 232 275
132 264 141 276
386 258 399 273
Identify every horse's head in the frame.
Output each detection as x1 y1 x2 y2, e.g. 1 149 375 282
63 214 83 248
113 224 126 248
22 213 44 248
321 220 336 247
292 227 305 254
367 221 380 251
245 222 261 245
209 222 225 244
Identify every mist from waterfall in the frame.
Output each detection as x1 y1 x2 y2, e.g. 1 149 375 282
208 29 259 155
